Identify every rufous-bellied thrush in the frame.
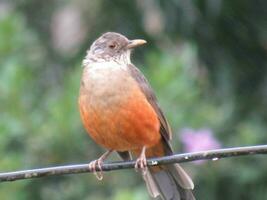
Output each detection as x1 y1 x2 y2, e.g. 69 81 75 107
79 32 195 200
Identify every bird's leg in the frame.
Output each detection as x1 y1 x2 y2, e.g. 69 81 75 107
89 150 113 180
135 146 147 175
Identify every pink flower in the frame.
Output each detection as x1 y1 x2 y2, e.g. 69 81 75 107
180 128 221 164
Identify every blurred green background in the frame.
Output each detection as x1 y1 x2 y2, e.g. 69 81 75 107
1 0 267 199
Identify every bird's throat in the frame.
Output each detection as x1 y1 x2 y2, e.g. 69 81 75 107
80 61 134 109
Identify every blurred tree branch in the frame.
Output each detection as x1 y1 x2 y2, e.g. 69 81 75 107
1 145 267 182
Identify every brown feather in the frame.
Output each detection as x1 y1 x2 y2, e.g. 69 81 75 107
127 64 195 199
127 64 172 142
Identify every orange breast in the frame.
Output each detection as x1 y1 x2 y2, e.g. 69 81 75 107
79 66 161 152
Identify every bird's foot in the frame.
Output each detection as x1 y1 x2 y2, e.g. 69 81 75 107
135 147 148 175
88 150 113 180
89 159 105 180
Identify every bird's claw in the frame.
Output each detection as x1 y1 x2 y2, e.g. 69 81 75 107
88 159 104 180
88 150 113 181
135 149 148 176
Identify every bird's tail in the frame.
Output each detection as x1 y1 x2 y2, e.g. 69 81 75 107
143 164 195 200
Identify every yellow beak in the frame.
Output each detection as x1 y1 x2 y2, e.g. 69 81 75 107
126 39 147 49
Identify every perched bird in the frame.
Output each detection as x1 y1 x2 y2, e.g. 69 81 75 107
79 32 195 200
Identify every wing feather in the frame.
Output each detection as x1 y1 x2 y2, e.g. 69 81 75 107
127 64 172 142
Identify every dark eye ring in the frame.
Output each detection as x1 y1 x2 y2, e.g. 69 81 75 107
108 44 116 49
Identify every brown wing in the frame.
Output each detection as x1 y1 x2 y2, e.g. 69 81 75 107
127 64 172 143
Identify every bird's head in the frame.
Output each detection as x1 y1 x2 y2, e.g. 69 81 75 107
84 32 146 65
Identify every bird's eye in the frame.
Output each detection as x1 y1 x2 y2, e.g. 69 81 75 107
108 43 116 49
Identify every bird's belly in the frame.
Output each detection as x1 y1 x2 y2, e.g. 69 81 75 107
79 64 160 151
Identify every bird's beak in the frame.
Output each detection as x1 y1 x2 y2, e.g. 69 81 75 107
126 39 147 49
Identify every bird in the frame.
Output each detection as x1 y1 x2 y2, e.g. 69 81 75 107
78 32 195 200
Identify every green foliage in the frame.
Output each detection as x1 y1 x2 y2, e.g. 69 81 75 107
1 1 267 200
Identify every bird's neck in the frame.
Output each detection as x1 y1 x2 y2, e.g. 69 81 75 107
82 51 132 67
